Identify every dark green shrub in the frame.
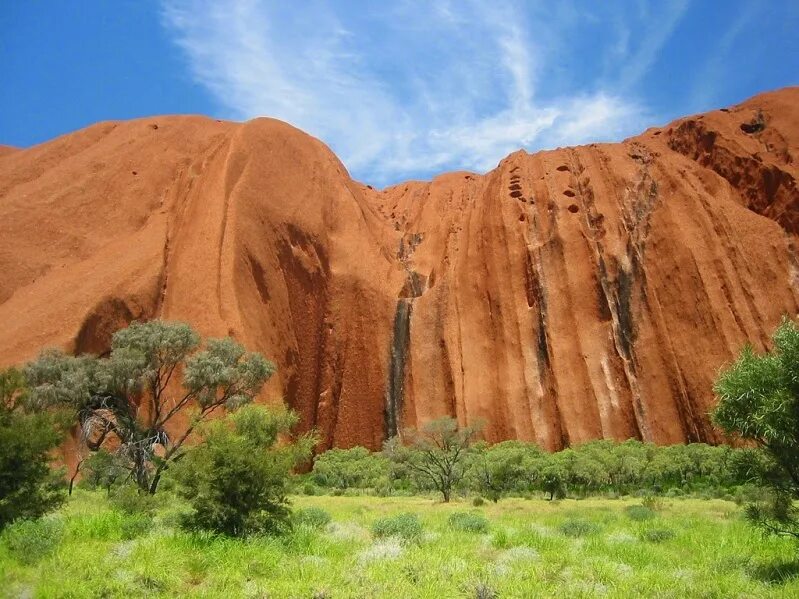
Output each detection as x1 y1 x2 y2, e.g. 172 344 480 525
371 512 423 542
0 368 68 529
558 519 600 538
640 527 675 543
448 511 489 533
712 319 799 540
625 505 656 521
171 405 313 537
472 496 486 507
294 507 332 529
109 485 159 516
2 518 64 564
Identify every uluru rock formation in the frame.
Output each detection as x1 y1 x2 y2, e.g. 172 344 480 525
1 88 797 451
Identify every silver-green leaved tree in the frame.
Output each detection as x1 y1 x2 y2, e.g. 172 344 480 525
25 320 275 494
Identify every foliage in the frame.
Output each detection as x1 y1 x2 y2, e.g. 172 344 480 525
713 318 799 540
447 511 489 533
625 505 656 521
0 368 68 529
2 517 64 564
558 519 600 538
384 417 481 502
294 507 332 530
108 484 160 516
311 446 389 490
79 450 128 496
467 440 528 502
4 493 799 597
639 527 675 543
170 404 314 537
309 435 751 501
371 512 423 542
24 320 275 494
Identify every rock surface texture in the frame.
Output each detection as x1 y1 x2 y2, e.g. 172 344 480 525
1 88 797 450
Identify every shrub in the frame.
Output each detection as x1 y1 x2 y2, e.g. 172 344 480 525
171 405 314 537
712 319 799 540
640 527 675 543
371 513 423 542
120 514 153 540
641 495 665 511
625 505 656 521
472 496 486 507
0 368 68 528
448 511 489 533
109 485 159 516
294 507 332 530
559 519 600 538
2 518 64 564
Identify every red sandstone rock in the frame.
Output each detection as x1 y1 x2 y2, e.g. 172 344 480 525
1 88 797 450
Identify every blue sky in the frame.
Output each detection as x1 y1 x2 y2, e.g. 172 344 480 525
1 1 797 186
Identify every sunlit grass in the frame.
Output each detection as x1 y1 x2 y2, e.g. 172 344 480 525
2 490 798 598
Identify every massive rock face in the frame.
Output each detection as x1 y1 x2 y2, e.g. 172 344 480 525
1 88 797 450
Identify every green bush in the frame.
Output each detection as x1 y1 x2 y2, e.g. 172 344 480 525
120 514 153 540
558 519 600 538
371 513 423 542
171 405 313 537
302 482 320 496
109 485 159 516
294 507 332 530
448 511 489 533
625 505 656 521
472 496 486 506
640 527 675 543
0 368 68 529
2 517 64 564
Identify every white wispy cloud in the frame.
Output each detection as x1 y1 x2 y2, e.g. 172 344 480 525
161 0 670 185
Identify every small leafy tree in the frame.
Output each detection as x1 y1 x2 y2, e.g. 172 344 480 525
24 320 275 494
468 440 528 502
384 417 480 502
713 318 799 540
0 368 68 528
540 458 567 500
170 404 314 537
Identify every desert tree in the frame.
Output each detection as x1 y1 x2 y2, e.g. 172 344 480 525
25 320 275 494
713 317 799 540
384 417 481 502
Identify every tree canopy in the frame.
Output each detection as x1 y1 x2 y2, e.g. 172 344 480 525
24 320 275 494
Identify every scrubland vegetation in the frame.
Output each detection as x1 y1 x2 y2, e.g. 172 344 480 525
1 318 799 597
2 492 799 597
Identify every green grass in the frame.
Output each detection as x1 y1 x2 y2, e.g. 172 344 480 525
2 491 799 598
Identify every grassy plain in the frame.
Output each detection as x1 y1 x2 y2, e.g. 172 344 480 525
2 491 798 598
